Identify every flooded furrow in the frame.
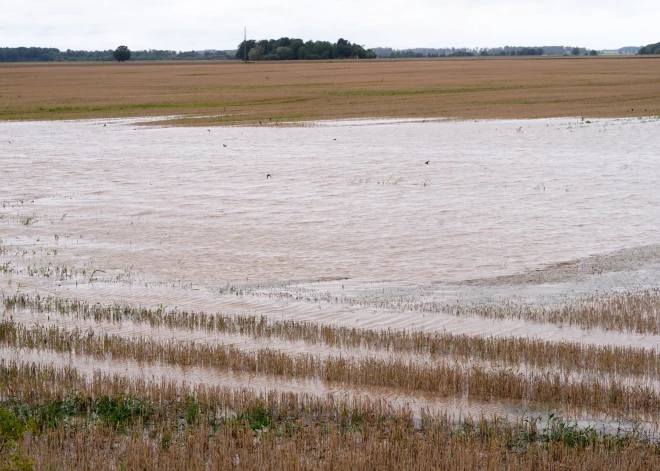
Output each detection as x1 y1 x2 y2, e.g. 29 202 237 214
1 346 654 437
0 346 522 426
7 307 660 387
5 278 660 349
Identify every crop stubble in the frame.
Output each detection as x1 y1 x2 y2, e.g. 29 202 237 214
3 292 660 469
1 57 660 124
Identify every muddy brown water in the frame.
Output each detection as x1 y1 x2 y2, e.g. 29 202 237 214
2 116 660 431
9 307 660 392
2 349 655 437
2 116 660 286
5 278 660 349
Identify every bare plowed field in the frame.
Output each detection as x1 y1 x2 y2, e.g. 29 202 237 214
1 57 659 125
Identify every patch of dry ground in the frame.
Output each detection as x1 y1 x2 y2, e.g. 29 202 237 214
1 56 660 125
464 244 660 286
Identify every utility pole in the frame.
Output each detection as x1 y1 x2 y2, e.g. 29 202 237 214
244 26 247 63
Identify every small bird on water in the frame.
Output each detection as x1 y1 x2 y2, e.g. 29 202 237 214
223 144 227 147
266 174 272 179
208 129 211 132
425 161 430 165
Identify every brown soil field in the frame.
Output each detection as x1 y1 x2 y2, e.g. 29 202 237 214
1 56 659 125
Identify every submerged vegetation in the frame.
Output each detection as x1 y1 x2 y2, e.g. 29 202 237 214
6 294 660 379
2 267 660 468
2 269 660 467
2 115 660 468
1 361 660 470
2 317 660 415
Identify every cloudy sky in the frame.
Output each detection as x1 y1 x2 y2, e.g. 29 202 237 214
2 0 656 51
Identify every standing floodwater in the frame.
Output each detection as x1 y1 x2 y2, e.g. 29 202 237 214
2 116 659 286
3 116 660 447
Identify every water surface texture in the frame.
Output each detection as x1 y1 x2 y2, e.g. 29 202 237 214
2 117 659 286
4 117 660 430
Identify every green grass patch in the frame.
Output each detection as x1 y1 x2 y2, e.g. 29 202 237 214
1 395 152 433
236 402 274 431
0 97 311 117
327 85 527 98
94 395 153 430
477 99 537 105
189 83 329 91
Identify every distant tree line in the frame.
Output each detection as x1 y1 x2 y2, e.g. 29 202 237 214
371 46 600 58
236 37 376 61
0 47 61 62
0 47 234 62
639 42 660 54
618 46 641 54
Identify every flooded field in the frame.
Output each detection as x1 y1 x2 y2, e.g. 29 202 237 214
2 116 660 468
2 116 660 285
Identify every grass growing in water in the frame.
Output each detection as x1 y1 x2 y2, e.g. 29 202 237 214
6 294 660 379
0 361 658 470
0 319 659 416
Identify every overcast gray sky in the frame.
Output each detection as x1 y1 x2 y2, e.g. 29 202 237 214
1 0 656 51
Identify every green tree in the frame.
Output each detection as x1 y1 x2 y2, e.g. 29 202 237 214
336 38 352 58
113 45 131 62
312 41 333 59
236 40 256 61
232 37 376 61
258 40 270 54
589 50 598 56
289 39 304 58
276 46 293 60
248 45 265 61
639 42 660 54
570 47 581 56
